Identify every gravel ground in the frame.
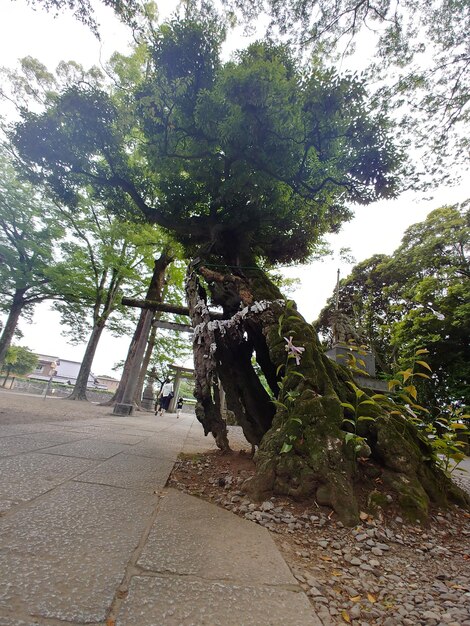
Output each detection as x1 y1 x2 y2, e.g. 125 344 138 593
170 446 470 626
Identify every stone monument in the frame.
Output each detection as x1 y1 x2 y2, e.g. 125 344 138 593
141 367 157 411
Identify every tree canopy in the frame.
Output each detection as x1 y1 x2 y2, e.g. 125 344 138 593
317 202 470 410
13 0 468 185
11 18 404 269
1 345 38 379
0 148 65 364
50 200 158 343
231 0 470 183
48 198 161 400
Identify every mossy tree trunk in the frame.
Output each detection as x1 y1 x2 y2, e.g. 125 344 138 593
186 261 469 526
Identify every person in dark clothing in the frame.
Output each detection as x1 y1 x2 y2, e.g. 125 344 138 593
155 378 174 416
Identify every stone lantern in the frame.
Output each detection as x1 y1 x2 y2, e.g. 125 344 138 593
141 366 157 411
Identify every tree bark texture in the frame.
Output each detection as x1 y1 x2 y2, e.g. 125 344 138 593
107 252 174 408
188 262 469 525
67 322 106 400
0 289 26 366
134 317 159 408
186 267 230 452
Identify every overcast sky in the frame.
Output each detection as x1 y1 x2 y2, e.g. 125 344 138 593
0 0 468 377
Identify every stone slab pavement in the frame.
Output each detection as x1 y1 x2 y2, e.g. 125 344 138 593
0 392 321 626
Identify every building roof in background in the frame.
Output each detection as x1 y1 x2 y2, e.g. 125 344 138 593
36 354 60 362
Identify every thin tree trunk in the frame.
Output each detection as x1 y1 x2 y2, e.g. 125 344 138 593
1 366 12 387
0 289 26 366
67 323 105 400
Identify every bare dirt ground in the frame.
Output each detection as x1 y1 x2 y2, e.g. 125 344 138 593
0 389 116 424
169 443 470 625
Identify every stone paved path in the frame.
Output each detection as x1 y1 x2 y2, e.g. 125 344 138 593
0 392 320 626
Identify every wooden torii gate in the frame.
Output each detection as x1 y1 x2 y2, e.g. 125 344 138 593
113 298 193 416
166 364 195 413
116 295 227 417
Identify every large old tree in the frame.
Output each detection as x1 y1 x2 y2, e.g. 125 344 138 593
11 19 468 523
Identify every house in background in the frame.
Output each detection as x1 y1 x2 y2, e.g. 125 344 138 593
31 354 59 379
29 354 118 390
94 375 120 393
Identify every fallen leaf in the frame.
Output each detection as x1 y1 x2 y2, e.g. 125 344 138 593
332 569 343 577
349 595 361 602
367 593 377 603
106 619 115 626
319 555 332 561
359 511 369 521
341 609 351 623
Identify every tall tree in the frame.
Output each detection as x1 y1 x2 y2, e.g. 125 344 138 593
133 258 191 408
109 248 175 413
387 203 470 408
231 0 470 184
13 0 468 183
50 201 158 400
11 19 467 522
317 203 470 409
0 149 65 365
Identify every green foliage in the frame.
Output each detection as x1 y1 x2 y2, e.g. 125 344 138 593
0 148 64 310
340 381 376 456
10 19 403 270
387 204 470 408
1 345 38 376
336 340 370 377
0 147 67 362
274 301 306 454
147 330 192 382
373 349 469 476
49 200 160 343
230 0 470 183
317 203 470 410
428 406 470 475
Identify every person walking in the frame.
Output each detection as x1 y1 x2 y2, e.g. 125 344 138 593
156 378 174 416
176 396 184 418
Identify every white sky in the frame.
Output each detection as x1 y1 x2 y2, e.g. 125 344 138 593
0 0 468 376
